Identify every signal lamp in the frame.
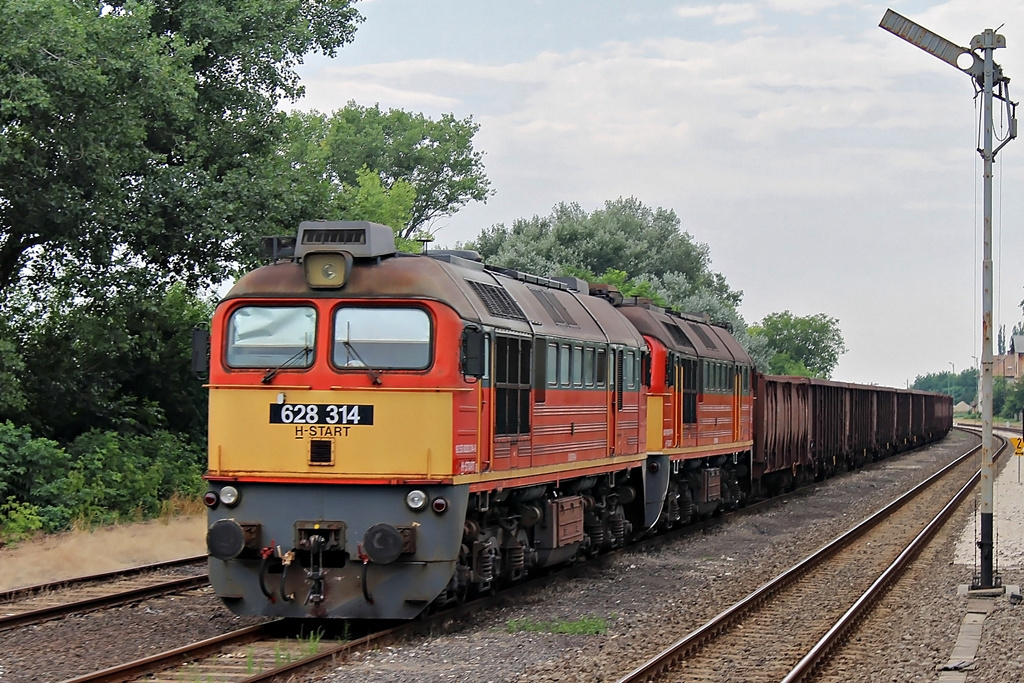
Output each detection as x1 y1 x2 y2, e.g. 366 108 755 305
203 491 219 508
405 489 428 511
304 251 354 289
431 497 449 514
220 485 240 507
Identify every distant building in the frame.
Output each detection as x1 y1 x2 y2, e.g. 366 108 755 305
993 335 1024 381
954 400 972 414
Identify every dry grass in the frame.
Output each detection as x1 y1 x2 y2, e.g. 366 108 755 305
0 512 207 591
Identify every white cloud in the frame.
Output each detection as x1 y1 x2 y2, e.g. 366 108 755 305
294 75 462 113
765 0 848 14
674 2 759 24
674 5 717 19
714 3 760 24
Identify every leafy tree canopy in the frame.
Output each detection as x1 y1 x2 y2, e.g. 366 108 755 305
468 197 741 306
912 368 977 406
0 0 363 297
748 310 847 379
280 103 492 239
337 166 419 251
464 198 777 367
1 276 214 442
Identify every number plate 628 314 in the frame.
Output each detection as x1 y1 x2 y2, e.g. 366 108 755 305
269 404 374 425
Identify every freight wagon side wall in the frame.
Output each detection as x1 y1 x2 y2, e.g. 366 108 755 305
896 392 912 444
754 374 813 481
850 387 873 454
811 383 845 470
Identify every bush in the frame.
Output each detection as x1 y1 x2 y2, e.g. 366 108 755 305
0 421 205 533
0 421 68 509
0 497 44 545
60 429 205 526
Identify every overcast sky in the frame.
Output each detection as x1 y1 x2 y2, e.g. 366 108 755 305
293 0 1024 390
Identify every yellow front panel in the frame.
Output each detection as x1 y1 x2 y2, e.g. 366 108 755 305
208 388 453 478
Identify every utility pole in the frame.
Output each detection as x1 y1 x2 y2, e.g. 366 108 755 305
880 9 1017 590
972 354 980 414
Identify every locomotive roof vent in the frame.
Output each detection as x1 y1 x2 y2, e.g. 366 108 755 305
551 276 588 293
295 220 396 259
425 250 485 271
620 296 664 312
589 283 623 306
485 265 568 290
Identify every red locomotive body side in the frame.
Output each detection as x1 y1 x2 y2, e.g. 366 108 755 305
617 302 754 462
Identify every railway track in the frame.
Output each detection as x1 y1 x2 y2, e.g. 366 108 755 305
54 451 963 682
53 438 978 683
0 556 208 631
616 430 999 683
60 594 510 682
56 501 779 681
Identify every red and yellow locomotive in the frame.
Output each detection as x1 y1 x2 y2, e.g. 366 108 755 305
202 221 758 618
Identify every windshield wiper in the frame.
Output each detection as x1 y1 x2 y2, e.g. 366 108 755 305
262 346 312 384
341 340 382 385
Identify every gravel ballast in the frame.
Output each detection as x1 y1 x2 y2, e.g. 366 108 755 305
312 430 997 682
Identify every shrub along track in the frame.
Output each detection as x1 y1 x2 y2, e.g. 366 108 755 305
0 556 207 631
615 432 997 683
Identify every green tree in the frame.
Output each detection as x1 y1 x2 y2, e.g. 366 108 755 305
469 198 741 305
338 167 418 250
993 376 1008 416
280 103 492 238
0 0 363 298
748 311 847 379
1001 378 1024 419
2 278 214 442
911 368 978 405
0 323 26 415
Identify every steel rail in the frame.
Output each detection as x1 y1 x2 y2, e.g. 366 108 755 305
60 622 276 683
0 554 206 603
58 593 505 683
0 574 210 631
616 435 984 683
779 434 1006 682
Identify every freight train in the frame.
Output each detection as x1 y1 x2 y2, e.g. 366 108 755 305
196 220 952 620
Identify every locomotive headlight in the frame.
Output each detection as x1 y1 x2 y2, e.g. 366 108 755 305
405 489 428 511
219 486 240 507
304 251 354 289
